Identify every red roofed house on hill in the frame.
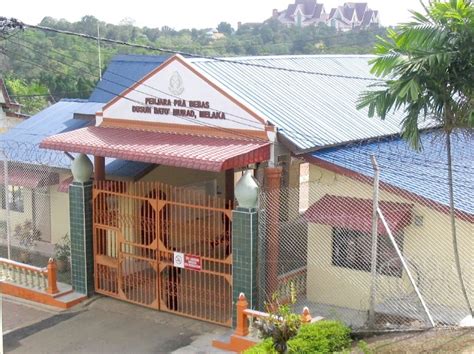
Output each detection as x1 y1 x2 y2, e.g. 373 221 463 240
272 1 379 30
328 2 380 31
272 0 328 27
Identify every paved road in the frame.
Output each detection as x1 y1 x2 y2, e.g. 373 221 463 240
3 296 60 334
4 296 229 354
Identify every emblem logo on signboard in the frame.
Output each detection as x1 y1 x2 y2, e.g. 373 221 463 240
169 71 184 96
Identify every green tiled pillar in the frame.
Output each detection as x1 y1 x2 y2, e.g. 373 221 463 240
232 206 258 327
69 180 94 296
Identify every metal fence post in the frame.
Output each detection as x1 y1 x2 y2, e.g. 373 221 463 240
368 155 380 328
378 208 435 327
2 155 11 260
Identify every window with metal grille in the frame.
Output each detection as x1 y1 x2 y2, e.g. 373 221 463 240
331 227 403 277
1 185 25 213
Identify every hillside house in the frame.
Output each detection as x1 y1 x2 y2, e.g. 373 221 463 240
272 0 327 27
328 2 380 31
272 1 379 30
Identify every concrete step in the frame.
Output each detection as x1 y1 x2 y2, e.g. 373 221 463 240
54 290 87 306
0 280 87 309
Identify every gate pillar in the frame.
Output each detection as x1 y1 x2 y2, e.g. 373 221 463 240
232 171 259 327
69 154 94 296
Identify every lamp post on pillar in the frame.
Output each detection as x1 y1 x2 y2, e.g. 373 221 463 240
264 167 282 300
69 153 95 296
232 170 259 327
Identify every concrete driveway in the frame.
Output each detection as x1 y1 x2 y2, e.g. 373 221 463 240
4 296 230 354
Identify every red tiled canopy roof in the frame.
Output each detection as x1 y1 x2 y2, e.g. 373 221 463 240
304 195 413 235
40 127 271 172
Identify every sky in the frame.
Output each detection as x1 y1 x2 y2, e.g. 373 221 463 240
3 0 424 30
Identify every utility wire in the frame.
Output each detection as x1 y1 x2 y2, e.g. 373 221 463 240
5 38 471 170
3 22 471 173
1 44 270 142
12 35 267 128
11 91 90 98
6 37 269 132
0 17 382 82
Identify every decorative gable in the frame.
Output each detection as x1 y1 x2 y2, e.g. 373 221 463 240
100 55 271 140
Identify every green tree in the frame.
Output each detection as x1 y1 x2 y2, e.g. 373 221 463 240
5 77 49 115
1 15 386 102
217 22 234 35
357 0 474 317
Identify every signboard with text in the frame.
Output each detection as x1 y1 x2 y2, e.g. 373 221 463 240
184 254 202 271
173 251 202 271
100 55 267 135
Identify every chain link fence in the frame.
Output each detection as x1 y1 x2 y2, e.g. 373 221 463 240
0 140 72 284
257 135 473 331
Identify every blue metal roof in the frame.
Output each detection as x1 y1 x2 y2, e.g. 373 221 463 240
189 55 412 152
85 54 414 152
0 99 98 168
0 99 152 178
311 131 474 215
89 54 169 103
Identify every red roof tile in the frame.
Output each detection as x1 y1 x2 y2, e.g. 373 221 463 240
40 127 271 172
304 195 413 235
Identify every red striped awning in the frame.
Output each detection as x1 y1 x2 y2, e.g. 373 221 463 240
304 195 413 235
0 166 59 189
40 126 270 172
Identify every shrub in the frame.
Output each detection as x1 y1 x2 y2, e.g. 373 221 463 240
54 233 71 261
245 320 352 354
245 338 276 354
287 320 351 353
14 220 41 250
255 283 301 353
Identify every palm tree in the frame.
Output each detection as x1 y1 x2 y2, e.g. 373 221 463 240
357 0 474 317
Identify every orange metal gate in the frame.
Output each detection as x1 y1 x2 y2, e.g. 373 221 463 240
93 180 233 326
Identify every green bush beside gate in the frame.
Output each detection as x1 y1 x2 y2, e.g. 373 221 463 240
245 320 351 353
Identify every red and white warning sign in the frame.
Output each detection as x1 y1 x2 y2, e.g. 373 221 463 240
184 254 201 271
173 252 201 271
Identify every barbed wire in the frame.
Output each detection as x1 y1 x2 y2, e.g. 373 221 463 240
0 140 72 168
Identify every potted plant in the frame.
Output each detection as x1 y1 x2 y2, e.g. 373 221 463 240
256 282 301 354
14 220 41 263
54 233 71 273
